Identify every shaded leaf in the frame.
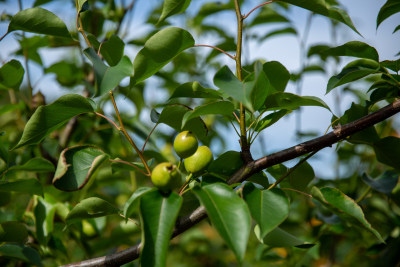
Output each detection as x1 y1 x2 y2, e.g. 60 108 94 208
7 7 70 38
53 145 109 191
193 183 251 263
182 101 234 127
77 0 89 13
169 82 222 99
249 6 289 26
380 59 400 73
0 244 42 266
245 61 271 111
123 187 155 219
140 190 182 267
311 186 384 243
34 197 57 245
263 61 290 93
262 27 297 40
255 226 314 248
0 221 28 243
13 94 94 149
361 171 398 195
100 35 125 66
132 27 195 84
0 179 43 196
322 41 379 61
373 137 400 171
6 157 54 173
207 151 243 179
159 0 191 23
0 60 24 90
287 161 315 191
254 110 291 132
66 197 119 225
377 0 400 29
264 92 330 111
243 184 289 238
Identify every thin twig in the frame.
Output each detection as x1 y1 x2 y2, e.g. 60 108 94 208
95 112 120 130
141 123 158 153
243 1 275 19
193 45 236 60
75 0 92 48
109 159 150 176
280 188 312 198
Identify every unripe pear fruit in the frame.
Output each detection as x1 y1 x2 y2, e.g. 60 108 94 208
184 146 213 173
173 131 198 159
151 162 181 192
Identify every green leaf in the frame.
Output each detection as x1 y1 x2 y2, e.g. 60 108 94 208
13 94 94 149
158 104 208 143
361 171 398 195
84 48 133 96
100 35 125 66
169 82 222 99
255 226 314 248
377 0 400 29
0 179 43 196
311 186 384 243
0 244 42 266
140 190 182 267
193 183 251 263
0 102 25 115
373 137 400 171
53 145 109 191
321 41 379 61
262 27 297 40
380 59 400 73
207 151 243 179
254 110 291 132
45 60 85 87
245 61 271 111
7 7 70 38
34 197 57 245
249 6 290 26
214 66 253 111
243 184 289 238
0 60 24 90
66 197 119 225
132 27 195 84
123 187 155 219
77 0 89 13
0 221 28 243
264 92 330 111
263 61 290 93
287 161 315 191
182 101 234 127
6 157 54 173
159 0 191 23
279 0 360 34
327 59 380 93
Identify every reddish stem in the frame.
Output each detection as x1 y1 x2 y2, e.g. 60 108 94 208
243 1 275 19
95 112 120 130
193 45 236 60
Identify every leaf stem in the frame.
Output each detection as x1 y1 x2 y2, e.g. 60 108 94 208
109 159 150 176
193 45 235 60
356 186 372 203
280 188 312 198
75 0 92 48
141 123 158 153
95 112 120 130
109 90 151 176
243 1 275 19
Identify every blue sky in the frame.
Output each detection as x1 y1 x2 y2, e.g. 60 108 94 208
0 0 399 178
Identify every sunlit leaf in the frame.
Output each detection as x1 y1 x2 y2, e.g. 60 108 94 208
264 92 330 111
100 35 125 66
13 94 94 149
321 41 379 61
123 187 155 219
182 101 234 127
6 157 54 173
169 82 222 99
193 183 251 263
159 0 191 23
254 110 291 132
53 145 109 191
140 190 182 267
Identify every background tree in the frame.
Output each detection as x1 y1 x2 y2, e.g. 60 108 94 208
0 0 400 266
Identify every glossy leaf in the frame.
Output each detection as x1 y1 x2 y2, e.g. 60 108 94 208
169 82 222 99
254 110 291 132
255 226 314 248
264 92 330 111
0 244 42 266
0 179 43 196
100 35 125 66
263 61 290 93
327 59 380 93
140 190 182 267
0 221 28 243
6 157 54 173
132 27 195 84
373 137 400 171
53 145 109 191
361 171 398 195
7 7 70 38
243 184 289 238
84 48 133 96
214 66 253 110
158 104 208 143
66 197 119 225
13 94 94 149
207 151 243 179
377 0 400 29
321 41 379 61
311 186 384 243
182 101 234 127
0 60 24 90
159 0 191 23
279 0 360 34
123 187 155 219
193 183 251 263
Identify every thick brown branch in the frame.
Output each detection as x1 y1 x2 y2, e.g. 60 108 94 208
62 98 400 267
